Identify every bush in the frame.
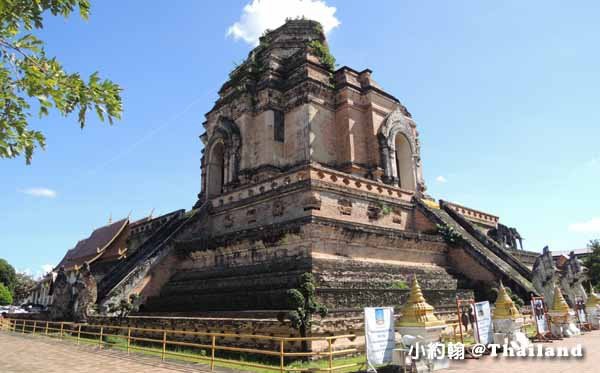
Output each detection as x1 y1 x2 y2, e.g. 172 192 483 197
390 280 409 290
307 40 336 71
0 283 13 305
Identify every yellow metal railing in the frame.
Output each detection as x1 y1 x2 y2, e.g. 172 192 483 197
0 318 359 372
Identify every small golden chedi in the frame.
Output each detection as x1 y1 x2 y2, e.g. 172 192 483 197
493 281 521 320
398 275 445 327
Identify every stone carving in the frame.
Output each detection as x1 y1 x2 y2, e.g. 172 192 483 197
302 192 321 210
532 247 588 307
392 208 403 224
72 263 98 323
247 208 257 224
488 223 523 250
337 198 352 215
224 214 234 227
49 267 72 321
272 200 284 217
559 252 588 305
532 247 560 305
367 204 381 220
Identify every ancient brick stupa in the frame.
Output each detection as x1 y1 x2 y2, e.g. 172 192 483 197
398 276 445 342
88 20 544 329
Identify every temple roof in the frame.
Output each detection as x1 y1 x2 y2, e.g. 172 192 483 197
56 218 129 270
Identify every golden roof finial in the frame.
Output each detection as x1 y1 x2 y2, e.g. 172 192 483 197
398 275 445 327
493 281 521 319
549 285 570 315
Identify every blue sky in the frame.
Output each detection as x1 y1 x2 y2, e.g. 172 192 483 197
1 0 599 276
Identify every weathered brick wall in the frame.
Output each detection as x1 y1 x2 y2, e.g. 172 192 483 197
448 246 497 283
414 207 438 233
510 250 538 268
316 288 472 310
305 223 448 266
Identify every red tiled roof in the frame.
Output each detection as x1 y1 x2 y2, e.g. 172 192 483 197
55 218 128 270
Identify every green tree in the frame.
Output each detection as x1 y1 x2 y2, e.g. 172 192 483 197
584 239 600 289
0 282 13 305
13 272 36 304
277 273 328 352
0 258 16 290
0 0 122 164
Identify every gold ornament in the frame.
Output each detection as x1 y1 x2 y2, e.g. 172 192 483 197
398 275 445 327
549 285 570 315
493 282 521 320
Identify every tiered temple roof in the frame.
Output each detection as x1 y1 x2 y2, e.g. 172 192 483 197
55 218 129 271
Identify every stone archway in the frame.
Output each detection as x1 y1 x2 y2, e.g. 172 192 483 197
378 107 424 192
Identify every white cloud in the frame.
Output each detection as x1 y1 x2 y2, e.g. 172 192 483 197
40 264 54 276
435 175 447 183
568 217 600 233
586 156 599 168
20 187 57 198
227 0 341 45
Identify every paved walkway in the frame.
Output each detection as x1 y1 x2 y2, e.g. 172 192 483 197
0 332 215 373
2 330 599 372
449 330 600 373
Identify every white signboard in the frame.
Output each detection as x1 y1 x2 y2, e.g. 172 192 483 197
364 307 395 367
472 301 493 345
531 299 549 334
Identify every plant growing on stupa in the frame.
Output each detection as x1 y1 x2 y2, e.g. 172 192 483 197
277 273 328 352
307 40 335 71
437 224 463 245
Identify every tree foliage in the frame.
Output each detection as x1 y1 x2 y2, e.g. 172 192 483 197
13 272 36 304
0 282 13 305
584 239 600 289
277 273 327 351
0 0 122 163
0 258 16 291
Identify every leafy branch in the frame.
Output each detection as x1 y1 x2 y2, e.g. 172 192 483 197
437 224 463 245
0 0 122 163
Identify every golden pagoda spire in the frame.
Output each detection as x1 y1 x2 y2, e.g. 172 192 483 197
493 281 521 320
586 284 600 308
398 275 445 327
549 285 570 315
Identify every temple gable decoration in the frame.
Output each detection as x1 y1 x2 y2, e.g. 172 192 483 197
378 107 425 192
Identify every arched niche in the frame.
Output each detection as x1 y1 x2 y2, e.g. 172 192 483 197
378 107 423 192
395 133 416 191
203 117 241 199
207 141 225 197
